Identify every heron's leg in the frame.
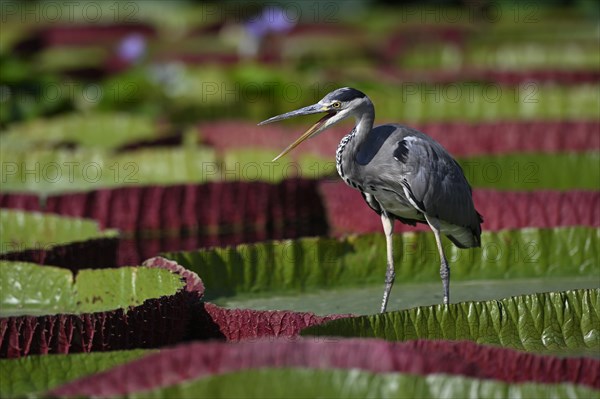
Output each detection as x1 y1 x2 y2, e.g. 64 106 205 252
425 216 450 305
380 211 395 313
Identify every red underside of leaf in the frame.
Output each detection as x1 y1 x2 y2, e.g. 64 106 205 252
48 338 600 398
0 179 326 235
199 121 600 158
2 184 597 264
0 237 119 273
0 293 199 358
319 183 600 235
200 303 348 342
16 24 156 48
0 180 328 264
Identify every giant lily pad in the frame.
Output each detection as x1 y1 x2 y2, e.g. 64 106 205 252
0 146 217 194
0 209 117 254
165 227 598 301
0 261 185 316
0 258 203 357
353 84 600 122
0 112 158 151
302 288 600 356
401 41 600 70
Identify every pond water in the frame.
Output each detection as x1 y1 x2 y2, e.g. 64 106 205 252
214 277 600 316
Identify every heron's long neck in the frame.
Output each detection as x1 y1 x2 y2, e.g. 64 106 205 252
353 105 375 142
336 102 375 178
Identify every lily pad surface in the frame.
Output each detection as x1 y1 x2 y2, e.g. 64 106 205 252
0 112 157 151
0 146 217 194
0 261 185 317
164 227 599 302
302 288 600 356
220 149 599 189
0 349 150 398
0 209 117 255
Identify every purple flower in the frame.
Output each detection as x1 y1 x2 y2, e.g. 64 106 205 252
117 33 147 63
245 6 296 39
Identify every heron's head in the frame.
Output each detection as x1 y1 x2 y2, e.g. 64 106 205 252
258 87 371 161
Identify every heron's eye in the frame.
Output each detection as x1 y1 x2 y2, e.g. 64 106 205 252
332 101 341 108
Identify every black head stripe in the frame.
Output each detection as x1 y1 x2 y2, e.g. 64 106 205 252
324 87 367 103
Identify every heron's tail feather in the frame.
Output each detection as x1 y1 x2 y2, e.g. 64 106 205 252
442 221 481 248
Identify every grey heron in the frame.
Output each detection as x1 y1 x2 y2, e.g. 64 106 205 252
259 87 483 313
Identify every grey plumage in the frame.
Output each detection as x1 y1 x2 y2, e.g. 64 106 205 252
341 124 482 248
259 87 483 312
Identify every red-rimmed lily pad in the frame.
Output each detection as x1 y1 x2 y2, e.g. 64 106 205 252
0 258 203 358
164 227 598 301
302 288 600 356
198 302 347 342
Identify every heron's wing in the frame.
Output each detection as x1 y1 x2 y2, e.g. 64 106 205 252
360 126 482 241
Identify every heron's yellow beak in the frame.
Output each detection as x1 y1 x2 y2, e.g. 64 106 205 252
271 112 334 161
258 103 334 161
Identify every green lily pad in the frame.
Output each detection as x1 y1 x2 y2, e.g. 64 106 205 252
36 46 108 72
0 209 117 255
302 288 600 355
457 152 600 190
0 146 217 194
0 350 151 398
0 261 186 317
164 227 599 300
221 149 335 182
130 367 599 399
0 112 158 151
466 42 600 70
332 84 600 122
401 42 600 70
220 149 599 190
